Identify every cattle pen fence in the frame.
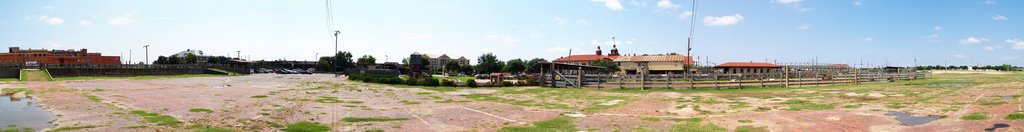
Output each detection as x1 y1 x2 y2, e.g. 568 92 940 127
539 63 930 89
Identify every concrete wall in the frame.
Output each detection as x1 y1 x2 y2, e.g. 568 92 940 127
0 68 18 78
47 68 208 77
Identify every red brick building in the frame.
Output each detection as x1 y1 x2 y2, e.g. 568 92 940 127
0 47 121 66
553 45 622 65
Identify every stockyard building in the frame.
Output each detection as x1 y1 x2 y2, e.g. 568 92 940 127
714 62 783 74
0 47 121 66
553 45 622 65
614 55 694 74
419 53 470 71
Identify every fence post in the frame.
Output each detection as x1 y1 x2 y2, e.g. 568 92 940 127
667 72 673 89
640 72 646 90
714 74 719 89
784 66 790 87
577 67 583 88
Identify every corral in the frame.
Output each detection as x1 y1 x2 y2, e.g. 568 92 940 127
3 71 1023 131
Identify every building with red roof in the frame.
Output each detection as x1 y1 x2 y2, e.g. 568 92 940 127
0 47 121 66
552 45 621 65
614 55 694 74
713 62 782 74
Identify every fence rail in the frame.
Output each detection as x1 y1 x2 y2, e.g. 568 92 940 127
541 67 930 89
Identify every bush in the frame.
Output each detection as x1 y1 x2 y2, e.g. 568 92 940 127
500 81 514 87
466 79 478 88
405 78 418 86
516 80 529 86
441 79 456 87
418 77 440 87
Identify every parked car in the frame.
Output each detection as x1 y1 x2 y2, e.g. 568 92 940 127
295 69 312 74
474 74 490 79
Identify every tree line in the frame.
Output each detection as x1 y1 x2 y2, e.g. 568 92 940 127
915 64 1022 71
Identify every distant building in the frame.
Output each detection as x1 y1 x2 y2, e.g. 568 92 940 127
714 62 782 74
168 49 210 63
614 55 694 74
0 47 120 65
553 45 621 65
418 53 470 71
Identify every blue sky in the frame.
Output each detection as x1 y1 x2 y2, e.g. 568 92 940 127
2 0 1022 66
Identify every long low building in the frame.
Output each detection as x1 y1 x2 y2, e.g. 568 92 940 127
714 62 782 74
0 47 121 66
615 55 694 74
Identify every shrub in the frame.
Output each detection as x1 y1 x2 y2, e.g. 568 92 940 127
500 81 514 87
418 77 440 87
440 79 456 87
466 79 478 88
405 78 418 86
516 80 529 86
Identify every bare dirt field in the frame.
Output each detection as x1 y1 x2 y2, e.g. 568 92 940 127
9 72 1024 132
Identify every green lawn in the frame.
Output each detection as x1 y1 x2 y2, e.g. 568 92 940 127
51 74 227 81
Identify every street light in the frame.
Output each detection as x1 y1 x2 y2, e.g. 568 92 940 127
333 30 340 76
143 45 149 65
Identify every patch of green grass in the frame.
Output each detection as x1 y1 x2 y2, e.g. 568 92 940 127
313 96 344 103
780 99 809 105
841 104 863 108
190 125 235 132
1004 113 1024 120
52 74 227 81
785 104 834 111
886 104 908 109
399 100 420 105
189 108 214 113
415 92 433 95
341 117 411 122
639 117 662 121
960 112 991 120
1 88 29 94
283 121 330 132
84 94 102 102
735 126 769 132
130 110 181 126
498 116 576 132
49 125 98 132
737 119 753 123
668 122 727 132
363 129 384 132
461 94 574 110
250 95 269 98
668 117 703 123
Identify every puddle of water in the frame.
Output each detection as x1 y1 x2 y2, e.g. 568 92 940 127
984 123 1009 132
1001 96 1014 100
0 94 56 131
885 111 942 126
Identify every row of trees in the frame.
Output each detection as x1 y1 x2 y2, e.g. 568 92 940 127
915 65 1021 71
473 53 549 74
153 53 235 65
314 51 624 75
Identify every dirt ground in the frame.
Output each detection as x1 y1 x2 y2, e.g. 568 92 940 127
10 72 1024 132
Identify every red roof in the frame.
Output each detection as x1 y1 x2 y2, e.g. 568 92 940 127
613 55 694 64
714 62 782 68
553 55 616 62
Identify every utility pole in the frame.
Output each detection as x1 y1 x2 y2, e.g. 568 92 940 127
143 45 149 65
129 50 133 65
686 0 698 72
236 51 241 60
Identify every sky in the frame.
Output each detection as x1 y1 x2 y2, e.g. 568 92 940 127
1 0 1022 67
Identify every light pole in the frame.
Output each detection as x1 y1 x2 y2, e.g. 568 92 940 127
143 45 149 65
236 51 241 60
334 30 340 76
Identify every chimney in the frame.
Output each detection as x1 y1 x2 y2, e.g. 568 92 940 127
595 46 603 55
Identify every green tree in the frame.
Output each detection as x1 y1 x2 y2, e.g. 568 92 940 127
445 61 461 74
317 51 355 71
589 59 620 73
475 53 503 74
504 59 526 73
357 55 376 65
185 53 199 64
154 56 168 64
167 55 181 64
524 58 548 73
316 56 334 69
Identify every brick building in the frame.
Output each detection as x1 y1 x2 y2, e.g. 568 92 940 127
0 47 121 66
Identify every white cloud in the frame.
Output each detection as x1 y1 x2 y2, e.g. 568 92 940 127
578 19 590 26
403 33 432 40
554 17 567 25
933 26 943 31
772 0 802 4
48 41 63 49
954 54 967 59
863 37 874 42
853 0 864 6
546 47 570 53
108 15 135 25
927 34 940 42
592 0 624 11
983 46 1001 51
45 17 64 25
986 0 997 4
1007 39 1024 50
796 23 811 30
993 15 1008 21
656 0 679 10
960 37 989 45
677 11 693 19
1001 56 1020 61
702 14 744 26
485 35 519 45
79 20 92 26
